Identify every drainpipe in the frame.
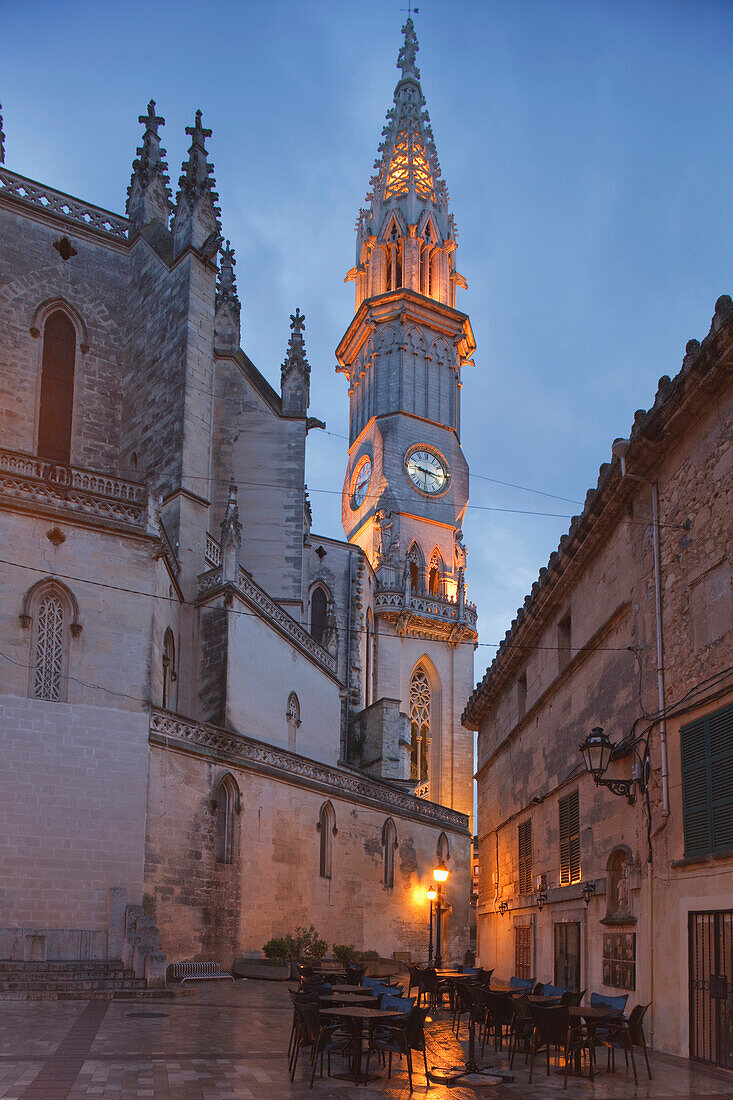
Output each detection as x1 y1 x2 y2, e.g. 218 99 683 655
343 550 353 763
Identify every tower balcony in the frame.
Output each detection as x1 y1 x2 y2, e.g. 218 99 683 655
374 585 477 645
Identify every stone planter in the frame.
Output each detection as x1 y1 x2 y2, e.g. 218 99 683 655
231 958 291 981
364 958 401 979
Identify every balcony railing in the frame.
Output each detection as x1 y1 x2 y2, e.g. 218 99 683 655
0 448 149 529
0 168 129 240
374 587 478 631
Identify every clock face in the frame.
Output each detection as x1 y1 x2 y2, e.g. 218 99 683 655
405 448 449 494
351 457 372 508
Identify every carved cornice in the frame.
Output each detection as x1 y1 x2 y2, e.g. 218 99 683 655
149 708 469 834
0 449 148 531
0 168 128 241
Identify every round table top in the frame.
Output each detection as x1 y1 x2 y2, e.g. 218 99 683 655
321 1006 406 1020
331 984 374 993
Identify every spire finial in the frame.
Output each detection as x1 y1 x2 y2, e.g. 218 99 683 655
215 239 241 351
172 108 222 255
0 103 6 164
397 15 420 80
281 307 311 416
127 98 172 229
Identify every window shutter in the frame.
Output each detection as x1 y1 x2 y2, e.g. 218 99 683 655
518 820 532 895
559 790 580 885
681 715 713 856
709 704 733 852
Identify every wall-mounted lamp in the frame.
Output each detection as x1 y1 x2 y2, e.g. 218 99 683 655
498 900 509 916
536 890 547 911
579 726 649 806
581 881 597 907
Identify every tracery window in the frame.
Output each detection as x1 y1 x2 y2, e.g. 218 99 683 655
162 628 176 709
318 801 336 879
215 775 239 864
410 667 430 782
310 586 328 645
38 310 76 463
32 590 66 701
428 550 443 597
382 818 397 888
384 132 435 201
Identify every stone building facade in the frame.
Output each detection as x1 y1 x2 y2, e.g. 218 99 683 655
464 296 733 1064
0 20 475 977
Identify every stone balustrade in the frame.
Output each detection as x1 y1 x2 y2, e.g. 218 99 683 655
0 167 129 240
0 448 149 529
374 587 478 630
205 532 222 568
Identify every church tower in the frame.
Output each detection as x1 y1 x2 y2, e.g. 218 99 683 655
337 18 477 825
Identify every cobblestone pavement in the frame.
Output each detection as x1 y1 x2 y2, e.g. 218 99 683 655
0 979 732 1098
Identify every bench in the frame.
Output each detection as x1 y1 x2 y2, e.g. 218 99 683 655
167 961 233 984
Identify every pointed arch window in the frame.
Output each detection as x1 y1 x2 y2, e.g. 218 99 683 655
428 550 443 597
318 800 336 879
409 667 430 782
162 628 176 709
407 543 423 596
215 774 239 864
22 580 79 703
437 832 450 864
310 586 328 645
38 311 76 463
287 691 301 752
382 818 397 888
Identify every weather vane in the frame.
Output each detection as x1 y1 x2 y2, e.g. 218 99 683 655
401 3 419 15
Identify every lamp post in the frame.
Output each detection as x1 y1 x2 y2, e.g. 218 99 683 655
427 886 437 963
579 726 649 805
433 859 450 967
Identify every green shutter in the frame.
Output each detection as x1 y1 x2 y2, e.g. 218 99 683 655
681 704 733 857
681 715 712 856
709 704 733 852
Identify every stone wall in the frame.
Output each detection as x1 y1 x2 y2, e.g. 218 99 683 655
144 741 471 968
0 698 149 934
470 305 733 1057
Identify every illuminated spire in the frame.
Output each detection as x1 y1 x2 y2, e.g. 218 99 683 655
367 18 447 212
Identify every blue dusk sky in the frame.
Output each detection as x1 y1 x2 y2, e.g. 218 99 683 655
2 0 732 683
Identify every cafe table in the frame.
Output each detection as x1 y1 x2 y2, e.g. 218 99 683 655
320 1006 405 1083
564 1004 619 1077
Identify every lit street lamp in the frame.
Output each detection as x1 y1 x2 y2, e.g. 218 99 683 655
427 886 437 963
433 860 450 967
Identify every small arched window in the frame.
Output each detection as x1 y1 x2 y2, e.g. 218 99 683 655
215 774 239 864
382 818 397 888
409 666 430 783
22 580 79 703
407 543 424 596
437 831 450 864
162 628 176 709
318 800 336 879
38 311 76 463
311 586 328 645
287 691 301 752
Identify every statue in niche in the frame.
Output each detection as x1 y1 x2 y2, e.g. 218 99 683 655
606 847 633 921
616 863 630 915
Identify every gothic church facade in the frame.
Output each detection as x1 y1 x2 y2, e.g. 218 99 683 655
0 21 476 974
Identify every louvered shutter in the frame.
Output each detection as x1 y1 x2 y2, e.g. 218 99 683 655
518 820 532 895
559 790 580 885
681 715 712 856
709 705 733 851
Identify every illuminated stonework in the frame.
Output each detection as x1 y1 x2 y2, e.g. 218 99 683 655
384 130 435 201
